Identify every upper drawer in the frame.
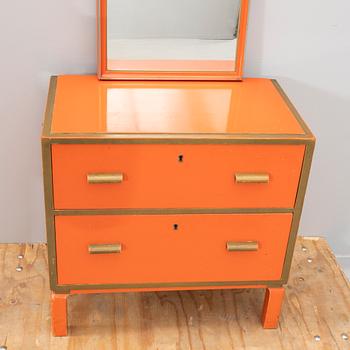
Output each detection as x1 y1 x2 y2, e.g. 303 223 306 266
51 144 304 209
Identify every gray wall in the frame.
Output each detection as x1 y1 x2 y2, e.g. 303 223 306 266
0 1 349 264
107 0 240 39
245 0 350 258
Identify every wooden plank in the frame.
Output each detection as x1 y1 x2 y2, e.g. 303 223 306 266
0 237 349 349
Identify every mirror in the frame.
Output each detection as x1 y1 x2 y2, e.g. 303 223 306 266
98 0 248 80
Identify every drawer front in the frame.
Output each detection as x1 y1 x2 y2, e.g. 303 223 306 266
55 214 292 286
52 144 304 209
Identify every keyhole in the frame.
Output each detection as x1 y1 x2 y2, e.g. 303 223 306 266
173 224 179 230
178 155 184 162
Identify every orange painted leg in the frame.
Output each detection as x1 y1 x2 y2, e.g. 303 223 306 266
261 287 285 329
51 292 69 336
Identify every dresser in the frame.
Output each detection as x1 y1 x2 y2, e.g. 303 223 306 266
42 75 315 336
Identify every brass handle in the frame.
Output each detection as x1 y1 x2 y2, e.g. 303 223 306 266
235 173 270 184
226 241 259 252
88 243 122 254
87 173 123 184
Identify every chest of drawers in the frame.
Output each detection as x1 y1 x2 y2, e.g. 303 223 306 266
42 75 314 336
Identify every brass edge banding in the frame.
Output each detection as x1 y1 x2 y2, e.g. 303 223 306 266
48 138 313 145
42 76 57 138
281 141 315 282
42 140 58 290
52 280 284 294
271 79 314 137
53 208 294 216
49 132 311 140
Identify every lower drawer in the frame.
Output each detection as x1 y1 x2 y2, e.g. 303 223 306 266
55 214 292 286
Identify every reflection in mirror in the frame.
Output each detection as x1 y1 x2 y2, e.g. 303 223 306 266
106 0 242 72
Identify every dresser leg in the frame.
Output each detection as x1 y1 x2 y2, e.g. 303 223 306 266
51 292 69 336
261 287 285 329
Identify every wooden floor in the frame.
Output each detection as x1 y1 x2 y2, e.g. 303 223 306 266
0 237 349 350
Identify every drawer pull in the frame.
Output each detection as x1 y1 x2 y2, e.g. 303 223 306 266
226 241 259 252
88 243 122 254
87 173 123 184
235 173 270 184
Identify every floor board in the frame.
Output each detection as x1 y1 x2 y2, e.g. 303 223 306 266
0 237 349 349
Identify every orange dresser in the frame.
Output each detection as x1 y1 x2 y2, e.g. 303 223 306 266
42 75 315 336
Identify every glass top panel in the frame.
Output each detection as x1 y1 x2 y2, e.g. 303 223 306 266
51 76 305 135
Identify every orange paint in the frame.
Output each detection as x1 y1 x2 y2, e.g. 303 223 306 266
55 214 292 286
51 293 68 337
97 0 249 81
52 143 304 209
261 287 285 329
50 76 306 135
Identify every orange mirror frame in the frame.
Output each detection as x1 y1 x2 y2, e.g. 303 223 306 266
97 0 249 81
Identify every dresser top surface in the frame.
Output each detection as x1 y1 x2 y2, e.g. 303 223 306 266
44 75 312 140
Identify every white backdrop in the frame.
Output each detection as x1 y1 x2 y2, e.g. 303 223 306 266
0 1 349 269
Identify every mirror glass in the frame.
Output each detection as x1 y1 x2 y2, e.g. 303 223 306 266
106 0 242 72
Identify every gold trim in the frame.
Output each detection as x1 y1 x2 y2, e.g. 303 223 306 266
271 80 313 137
48 137 313 145
226 241 259 252
87 173 124 184
89 243 122 254
53 208 294 216
52 280 284 294
49 132 310 140
281 141 315 282
42 76 57 138
235 173 269 184
42 140 57 290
